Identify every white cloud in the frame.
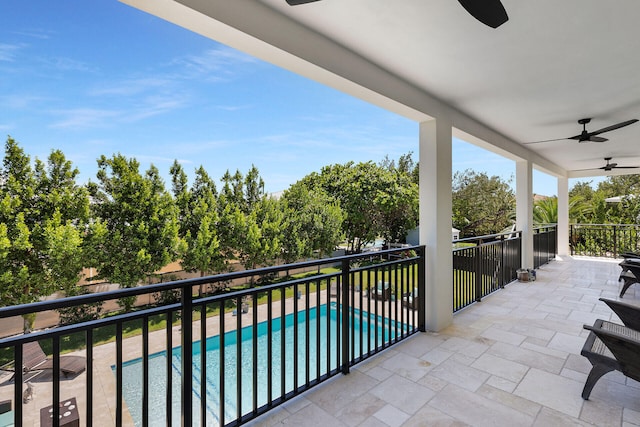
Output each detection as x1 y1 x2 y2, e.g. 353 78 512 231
90 77 173 97
170 47 258 81
41 56 94 72
12 29 53 40
49 108 121 130
0 43 22 62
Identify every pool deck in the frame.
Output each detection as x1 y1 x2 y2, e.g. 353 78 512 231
2 255 640 426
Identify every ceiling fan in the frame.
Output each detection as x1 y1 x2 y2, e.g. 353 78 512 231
285 0 509 29
578 157 640 172
525 118 639 144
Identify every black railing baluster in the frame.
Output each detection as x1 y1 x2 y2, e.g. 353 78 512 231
14 344 22 426
166 311 173 426
219 301 225 425
418 246 426 332
235 295 242 420
142 316 149 427
315 279 321 382
200 303 207 425
293 284 299 390
86 329 93 427
252 293 258 414
181 285 193 427
326 279 331 374
267 290 273 406
373 267 379 352
280 287 286 398
305 282 310 386
358 269 363 359
52 337 60 427
341 258 350 374
116 322 123 427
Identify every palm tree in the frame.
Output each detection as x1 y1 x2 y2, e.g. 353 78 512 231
533 195 592 225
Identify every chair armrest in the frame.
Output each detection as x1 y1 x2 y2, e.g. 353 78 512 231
600 298 640 331
621 252 640 259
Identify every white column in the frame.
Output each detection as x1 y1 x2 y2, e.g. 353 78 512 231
557 176 569 256
516 160 534 268
419 118 453 332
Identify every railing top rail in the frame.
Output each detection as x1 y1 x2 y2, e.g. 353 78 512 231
0 245 425 319
455 230 522 244
533 224 557 230
570 223 640 227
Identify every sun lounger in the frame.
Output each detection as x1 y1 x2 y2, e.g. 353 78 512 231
371 281 391 301
402 289 419 309
599 298 640 331
2 341 85 380
581 319 640 399
617 261 640 297
580 298 640 399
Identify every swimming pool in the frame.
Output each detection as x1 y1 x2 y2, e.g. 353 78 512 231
117 303 405 426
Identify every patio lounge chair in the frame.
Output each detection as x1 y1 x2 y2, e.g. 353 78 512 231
580 298 640 399
617 261 640 297
371 281 391 301
619 255 640 279
402 289 419 309
2 341 85 380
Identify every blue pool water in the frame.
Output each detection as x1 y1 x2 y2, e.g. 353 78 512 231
117 303 404 426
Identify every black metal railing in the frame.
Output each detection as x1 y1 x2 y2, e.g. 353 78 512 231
452 231 522 312
533 225 557 268
0 246 424 427
570 224 640 258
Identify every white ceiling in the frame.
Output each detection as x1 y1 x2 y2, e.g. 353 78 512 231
123 0 640 178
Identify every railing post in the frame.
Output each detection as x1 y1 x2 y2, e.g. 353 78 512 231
475 243 482 302
418 246 426 332
570 224 574 255
341 258 350 375
613 225 618 258
181 284 193 427
500 235 506 289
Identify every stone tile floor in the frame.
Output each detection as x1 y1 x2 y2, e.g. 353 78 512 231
248 256 640 426
3 255 640 426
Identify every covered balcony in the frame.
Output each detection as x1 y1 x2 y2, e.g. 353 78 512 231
3 0 640 425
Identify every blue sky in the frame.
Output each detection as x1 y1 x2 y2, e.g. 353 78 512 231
1 1 599 196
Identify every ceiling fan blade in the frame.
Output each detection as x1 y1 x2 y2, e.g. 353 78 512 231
457 0 509 28
286 0 321 4
589 119 639 137
566 134 608 142
523 138 569 145
610 166 640 169
587 136 608 143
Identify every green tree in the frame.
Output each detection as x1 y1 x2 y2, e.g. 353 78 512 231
237 195 283 276
378 156 419 243
180 167 226 295
280 184 344 264
169 160 191 237
452 170 514 237
86 154 181 311
0 138 89 330
301 162 384 252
